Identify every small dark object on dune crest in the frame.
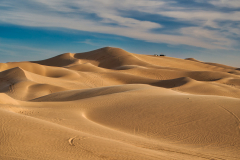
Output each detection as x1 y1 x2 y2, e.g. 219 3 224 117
153 54 165 56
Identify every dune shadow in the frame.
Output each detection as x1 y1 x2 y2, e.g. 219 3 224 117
151 77 191 88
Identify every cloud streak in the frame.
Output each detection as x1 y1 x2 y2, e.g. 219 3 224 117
0 0 240 50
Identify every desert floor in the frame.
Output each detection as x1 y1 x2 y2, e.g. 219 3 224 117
1 47 240 160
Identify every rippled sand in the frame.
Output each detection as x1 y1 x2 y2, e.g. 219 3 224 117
1 47 240 160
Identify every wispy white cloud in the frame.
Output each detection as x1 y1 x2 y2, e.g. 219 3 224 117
158 10 240 22
0 0 239 50
209 0 240 8
78 39 102 47
0 38 59 61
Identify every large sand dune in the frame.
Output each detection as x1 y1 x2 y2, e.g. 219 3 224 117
1 47 240 159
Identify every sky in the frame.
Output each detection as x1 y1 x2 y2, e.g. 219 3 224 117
0 0 240 67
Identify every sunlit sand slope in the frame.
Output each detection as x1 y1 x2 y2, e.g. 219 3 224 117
0 47 240 160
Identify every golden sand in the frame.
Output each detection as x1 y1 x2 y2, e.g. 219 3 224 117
0 47 240 159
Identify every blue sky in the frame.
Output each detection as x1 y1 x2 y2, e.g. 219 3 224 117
0 0 240 67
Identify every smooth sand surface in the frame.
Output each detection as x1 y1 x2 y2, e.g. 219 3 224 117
1 47 240 160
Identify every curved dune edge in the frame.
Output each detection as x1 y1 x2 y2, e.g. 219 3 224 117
1 47 240 160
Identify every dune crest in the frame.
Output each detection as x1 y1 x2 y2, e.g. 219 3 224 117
1 47 240 160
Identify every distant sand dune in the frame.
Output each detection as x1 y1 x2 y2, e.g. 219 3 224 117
1 47 240 160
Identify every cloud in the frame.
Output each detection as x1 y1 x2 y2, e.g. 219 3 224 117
180 27 232 47
209 0 240 8
158 10 240 22
0 0 239 50
0 38 59 62
78 39 102 47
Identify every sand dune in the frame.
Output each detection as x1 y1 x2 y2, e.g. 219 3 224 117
1 47 240 160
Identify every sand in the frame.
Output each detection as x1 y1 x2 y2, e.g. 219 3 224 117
0 47 240 160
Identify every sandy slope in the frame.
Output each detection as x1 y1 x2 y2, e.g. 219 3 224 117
1 47 240 160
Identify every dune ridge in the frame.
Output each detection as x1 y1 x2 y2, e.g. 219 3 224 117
1 47 240 160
